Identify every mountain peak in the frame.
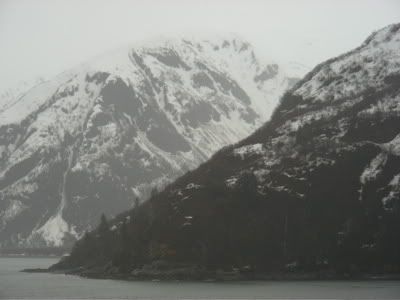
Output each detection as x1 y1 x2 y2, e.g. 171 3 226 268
0 34 297 248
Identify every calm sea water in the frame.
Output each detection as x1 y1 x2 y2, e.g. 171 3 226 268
0 257 399 299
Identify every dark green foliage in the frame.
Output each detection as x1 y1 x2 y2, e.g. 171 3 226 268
97 214 109 235
57 132 400 275
274 93 304 119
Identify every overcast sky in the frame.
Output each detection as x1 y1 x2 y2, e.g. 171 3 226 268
0 0 399 91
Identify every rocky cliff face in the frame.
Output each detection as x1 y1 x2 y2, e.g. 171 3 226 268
55 24 400 275
0 35 298 248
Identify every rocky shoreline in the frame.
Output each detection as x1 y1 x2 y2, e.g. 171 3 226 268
22 265 400 282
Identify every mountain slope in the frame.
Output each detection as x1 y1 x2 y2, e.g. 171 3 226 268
54 24 400 276
0 35 298 248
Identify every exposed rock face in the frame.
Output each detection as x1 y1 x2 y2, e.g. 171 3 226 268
0 35 298 248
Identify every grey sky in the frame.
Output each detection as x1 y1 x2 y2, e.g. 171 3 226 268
0 0 399 91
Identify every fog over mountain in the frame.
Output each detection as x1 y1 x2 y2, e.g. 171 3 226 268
1 0 400 91
0 34 300 248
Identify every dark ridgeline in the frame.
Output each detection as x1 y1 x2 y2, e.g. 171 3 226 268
51 23 400 279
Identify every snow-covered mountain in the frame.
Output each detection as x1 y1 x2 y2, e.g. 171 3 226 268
52 24 400 276
0 78 46 115
0 35 299 248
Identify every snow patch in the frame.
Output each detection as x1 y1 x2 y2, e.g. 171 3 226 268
382 134 400 156
225 176 238 188
35 214 79 247
233 143 265 159
0 200 27 225
382 174 400 208
185 183 202 190
360 153 387 185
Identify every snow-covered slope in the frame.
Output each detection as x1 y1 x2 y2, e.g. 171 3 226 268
142 23 400 270
0 35 298 248
0 78 46 115
56 23 400 274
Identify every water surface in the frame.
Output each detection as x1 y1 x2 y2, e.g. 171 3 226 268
0 257 399 299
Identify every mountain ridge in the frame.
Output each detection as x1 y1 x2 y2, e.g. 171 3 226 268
51 23 400 277
0 34 298 248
